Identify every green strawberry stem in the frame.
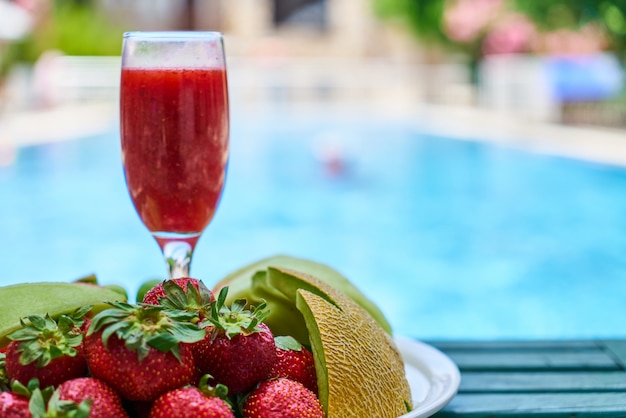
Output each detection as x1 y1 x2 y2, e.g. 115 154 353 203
87 301 205 362
198 374 229 400
29 387 91 418
8 306 92 367
159 279 213 321
205 287 270 339
6 378 57 418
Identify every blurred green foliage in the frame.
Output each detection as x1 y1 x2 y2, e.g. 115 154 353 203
5 0 123 70
515 0 626 56
372 0 483 69
373 0 626 59
515 0 610 30
374 0 449 45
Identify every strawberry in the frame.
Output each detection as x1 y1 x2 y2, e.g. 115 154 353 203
142 278 214 315
84 301 205 402
142 277 199 304
0 391 30 418
5 306 90 388
192 287 276 395
149 376 234 418
149 386 233 418
269 336 317 393
56 377 129 418
241 378 324 418
1 379 54 418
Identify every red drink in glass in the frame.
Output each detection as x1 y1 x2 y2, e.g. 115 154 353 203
120 32 229 278
121 67 229 238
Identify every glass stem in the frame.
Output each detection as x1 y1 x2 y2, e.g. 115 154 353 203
162 241 193 278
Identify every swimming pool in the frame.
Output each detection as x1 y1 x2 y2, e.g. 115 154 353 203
2 104 626 341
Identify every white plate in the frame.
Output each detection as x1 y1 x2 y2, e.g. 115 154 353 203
396 336 461 418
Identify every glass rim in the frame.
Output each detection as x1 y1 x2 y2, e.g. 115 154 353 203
123 31 223 40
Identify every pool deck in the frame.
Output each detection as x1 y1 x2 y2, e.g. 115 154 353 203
1 100 625 168
0 102 117 146
415 104 626 168
430 339 626 417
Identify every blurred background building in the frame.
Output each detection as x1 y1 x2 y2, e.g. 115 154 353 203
0 0 625 137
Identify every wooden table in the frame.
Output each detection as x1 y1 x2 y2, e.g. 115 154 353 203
428 340 626 417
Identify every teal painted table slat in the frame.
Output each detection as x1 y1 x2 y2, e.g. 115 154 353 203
429 340 626 417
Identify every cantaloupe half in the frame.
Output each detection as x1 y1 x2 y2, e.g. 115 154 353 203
249 266 412 417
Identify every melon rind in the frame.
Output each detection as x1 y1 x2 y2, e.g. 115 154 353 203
268 267 412 417
214 255 392 334
0 282 127 347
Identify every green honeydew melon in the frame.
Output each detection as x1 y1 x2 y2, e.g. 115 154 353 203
0 282 127 347
214 254 392 343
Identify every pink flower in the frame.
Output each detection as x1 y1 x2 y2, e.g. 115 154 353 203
443 0 503 43
482 13 536 55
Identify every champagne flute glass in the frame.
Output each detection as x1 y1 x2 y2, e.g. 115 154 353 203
120 32 229 279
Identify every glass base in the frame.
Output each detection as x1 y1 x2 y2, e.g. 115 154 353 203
152 232 201 279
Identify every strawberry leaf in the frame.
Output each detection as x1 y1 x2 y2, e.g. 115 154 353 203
71 305 93 320
147 333 178 353
10 310 86 368
38 388 92 418
57 315 75 332
26 315 48 330
19 379 56 418
89 300 205 362
197 281 214 303
230 299 247 313
28 388 47 418
274 335 303 351
11 379 32 397
48 345 63 359
8 329 37 341
87 301 134 336
100 319 130 349
205 286 271 339
217 286 228 309
162 280 189 307
167 322 206 343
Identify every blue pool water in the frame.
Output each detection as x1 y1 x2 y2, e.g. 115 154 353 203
2 106 626 341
